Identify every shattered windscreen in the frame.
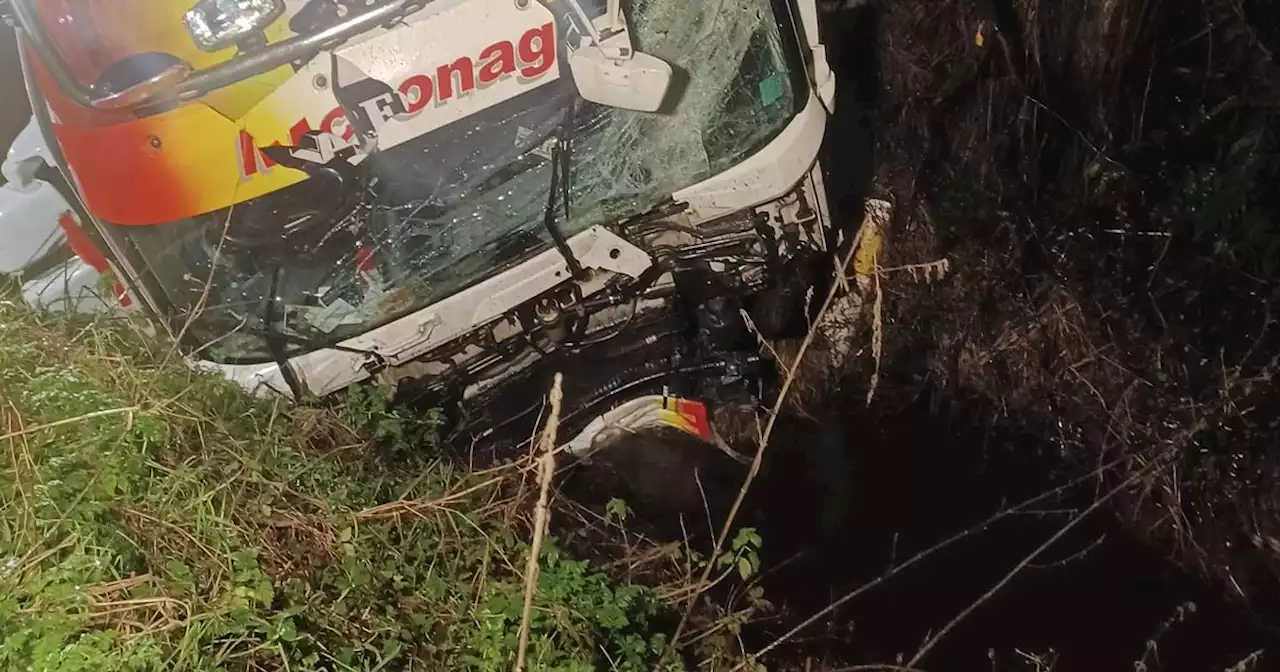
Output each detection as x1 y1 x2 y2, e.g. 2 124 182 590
112 0 805 363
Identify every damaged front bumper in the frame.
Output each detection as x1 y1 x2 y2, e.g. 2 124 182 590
388 173 888 462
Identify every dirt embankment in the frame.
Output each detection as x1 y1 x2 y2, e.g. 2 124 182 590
828 0 1280 607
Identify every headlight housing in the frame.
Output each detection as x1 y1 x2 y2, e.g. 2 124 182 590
184 0 284 52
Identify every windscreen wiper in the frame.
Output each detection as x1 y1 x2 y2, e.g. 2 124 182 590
543 104 587 279
240 266 386 398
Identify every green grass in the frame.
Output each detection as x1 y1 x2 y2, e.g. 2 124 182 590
0 301 698 671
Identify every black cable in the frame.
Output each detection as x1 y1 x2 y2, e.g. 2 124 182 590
564 262 666 349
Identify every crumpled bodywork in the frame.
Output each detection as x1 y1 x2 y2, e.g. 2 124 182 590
6 0 849 466
28 0 804 366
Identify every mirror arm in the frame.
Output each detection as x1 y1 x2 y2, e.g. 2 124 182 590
607 0 621 32
561 0 631 60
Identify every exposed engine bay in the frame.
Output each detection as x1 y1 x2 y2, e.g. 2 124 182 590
386 170 834 457
66 0 809 371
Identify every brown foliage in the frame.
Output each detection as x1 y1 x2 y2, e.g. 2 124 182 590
849 0 1280 603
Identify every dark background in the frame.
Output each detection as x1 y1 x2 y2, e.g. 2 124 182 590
0 26 32 161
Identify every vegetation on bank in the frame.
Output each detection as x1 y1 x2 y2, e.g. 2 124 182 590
0 301 728 671
830 0 1280 604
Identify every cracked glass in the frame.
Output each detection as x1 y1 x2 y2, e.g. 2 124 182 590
108 0 806 363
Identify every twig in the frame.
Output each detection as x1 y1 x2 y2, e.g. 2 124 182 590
1023 94 1126 170
0 406 140 442
354 474 507 520
1133 601 1197 672
660 200 882 667
736 450 1139 668
905 451 1173 668
695 468 715 539
163 203 235 367
14 537 77 581
829 660 931 665
740 308 784 363
866 261 884 406
5 403 35 531
1224 650 1264 672
657 563 740 603
515 372 564 672
123 508 225 569
1027 533 1106 569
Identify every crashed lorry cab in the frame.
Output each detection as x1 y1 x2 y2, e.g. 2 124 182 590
0 0 846 456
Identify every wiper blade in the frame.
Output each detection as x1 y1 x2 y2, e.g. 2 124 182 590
543 104 586 279
179 269 387 399
264 267 308 398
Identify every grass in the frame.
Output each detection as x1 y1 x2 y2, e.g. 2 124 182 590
0 299 703 671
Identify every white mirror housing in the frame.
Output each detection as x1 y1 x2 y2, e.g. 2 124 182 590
568 48 672 113
562 0 674 112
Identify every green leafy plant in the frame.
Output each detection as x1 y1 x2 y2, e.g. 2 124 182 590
0 302 715 671
336 379 445 455
605 497 632 526
717 527 764 581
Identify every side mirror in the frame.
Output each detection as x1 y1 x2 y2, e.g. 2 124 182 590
568 48 673 113
91 52 193 111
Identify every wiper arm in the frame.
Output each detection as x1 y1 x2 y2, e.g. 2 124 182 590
263 267 307 398
228 267 385 398
543 105 587 279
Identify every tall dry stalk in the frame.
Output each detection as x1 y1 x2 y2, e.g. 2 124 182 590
660 200 890 667
515 372 564 672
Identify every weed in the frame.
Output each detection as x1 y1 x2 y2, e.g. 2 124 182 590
0 302 711 671
334 382 445 457
605 498 632 527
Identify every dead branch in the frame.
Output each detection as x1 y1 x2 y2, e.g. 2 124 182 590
829 660 931 665
515 372 563 672
163 204 235 365
905 449 1174 668
0 406 140 442
659 200 880 668
1225 650 1265 672
354 474 508 521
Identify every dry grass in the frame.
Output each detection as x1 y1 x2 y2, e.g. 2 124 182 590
0 303 737 670
849 0 1280 604
515 372 562 672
